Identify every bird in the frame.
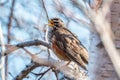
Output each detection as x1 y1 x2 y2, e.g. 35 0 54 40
48 18 89 70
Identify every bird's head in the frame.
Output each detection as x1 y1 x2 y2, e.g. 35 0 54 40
48 18 64 28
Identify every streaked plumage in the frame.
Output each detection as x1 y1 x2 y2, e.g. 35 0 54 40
48 18 89 70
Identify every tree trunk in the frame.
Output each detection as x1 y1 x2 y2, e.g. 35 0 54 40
89 0 120 80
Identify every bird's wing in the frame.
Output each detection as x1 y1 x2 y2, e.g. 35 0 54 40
53 28 89 70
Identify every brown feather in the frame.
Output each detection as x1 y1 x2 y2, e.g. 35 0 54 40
48 18 89 70
52 27 89 70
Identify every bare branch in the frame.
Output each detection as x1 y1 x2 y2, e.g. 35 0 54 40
71 0 88 15
41 0 49 20
7 0 15 43
13 47 87 80
38 68 51 80
44 25 51 58
41 0 51 58
3 39 51 55
8 72 14 79
16 39 51 48
6 0 16 79
24 49 87 80
53 69 59 80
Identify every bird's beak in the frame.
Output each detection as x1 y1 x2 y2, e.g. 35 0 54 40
48 23 52 27
48 20 54 27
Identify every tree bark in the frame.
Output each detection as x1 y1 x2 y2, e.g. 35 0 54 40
89 0 120 80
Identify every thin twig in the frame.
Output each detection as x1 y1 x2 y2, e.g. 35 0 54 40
41 0 51 58
66 19 70 28
53 69 59 80
38 68 51 80
6 0 16 79
35 66 45 80
14 62 40 80
7 0 15 43
44 24 51 58
41 0 49 20
31 68 51 80
8 72 14 79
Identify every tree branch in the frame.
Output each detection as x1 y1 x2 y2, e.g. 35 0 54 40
11 47 87 80
78 0 120 78
41 0 49 20
24 49 87 80
3 39 51 55
71 0 120 78
7 0 15 43
37 68 51 80
6 0 16 79
16 39 51 48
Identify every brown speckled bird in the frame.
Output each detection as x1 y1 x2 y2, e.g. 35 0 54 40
48 18 89 70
